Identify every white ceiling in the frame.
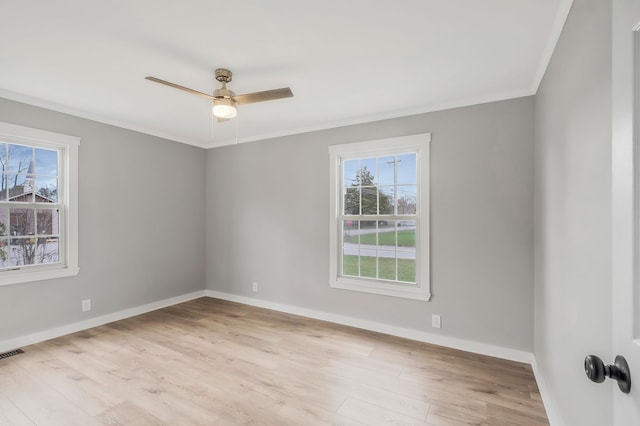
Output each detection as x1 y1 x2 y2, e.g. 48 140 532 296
0 0 572 149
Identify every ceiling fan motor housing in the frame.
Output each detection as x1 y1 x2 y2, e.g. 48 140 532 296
215 68 233 84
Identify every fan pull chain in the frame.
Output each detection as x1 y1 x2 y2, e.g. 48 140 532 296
235 114 239 145
210 109 215 142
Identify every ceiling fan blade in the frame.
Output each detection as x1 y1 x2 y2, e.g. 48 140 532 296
234 87 293 105
145 76 214 100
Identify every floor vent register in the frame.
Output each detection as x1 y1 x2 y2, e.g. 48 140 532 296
0 348 24 360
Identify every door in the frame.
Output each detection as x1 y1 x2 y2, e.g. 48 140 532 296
613 0 640 424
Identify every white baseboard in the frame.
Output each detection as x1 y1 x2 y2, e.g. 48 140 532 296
1 287 534 366
531 357 562 426
204 290 534 364
0 290 206 353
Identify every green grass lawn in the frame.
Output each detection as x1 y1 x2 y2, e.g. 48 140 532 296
344 229 415 247
343 255 415 283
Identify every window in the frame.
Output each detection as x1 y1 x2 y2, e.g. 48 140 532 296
0 122 79 286
329 133 430 300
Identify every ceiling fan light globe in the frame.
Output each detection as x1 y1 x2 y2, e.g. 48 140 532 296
212 99 237 119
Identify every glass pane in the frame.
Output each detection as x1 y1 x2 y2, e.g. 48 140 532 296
397 220 416 283
343 254 358 277
344 186 360 215
397 220 416 248
0 208 8 236
360 158 377 185
8 174 33 201
361 186 377 214
376 226 397 247
397 186 417 214
378 257 396 281
343 219 359 276
397 153 417 185
8 144 33 173
360 220 377 232
360 256 377 278
35 148 58 176
378 156 395 186
398 259 416 283
377 219 394 232
37 236 59 265
9 238 36 266
10 208 35 237
343 219 359 244
36 177 57 202
343 159 359 188
37 209 59 235
379 186 395 215
0 239 7 268
356 225 376 246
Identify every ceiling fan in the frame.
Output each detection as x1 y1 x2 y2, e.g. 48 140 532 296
145 68 293 120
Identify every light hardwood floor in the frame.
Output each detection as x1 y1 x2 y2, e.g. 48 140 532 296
0 298 548 425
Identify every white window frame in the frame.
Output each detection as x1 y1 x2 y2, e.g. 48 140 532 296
0 122 79 286
329 133 431 301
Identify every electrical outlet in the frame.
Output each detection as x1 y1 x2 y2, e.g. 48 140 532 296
432 314 441 328
82 299 91 312
252 282 258 292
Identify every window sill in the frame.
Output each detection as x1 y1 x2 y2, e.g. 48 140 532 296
330 277 431 301
0 266 80 286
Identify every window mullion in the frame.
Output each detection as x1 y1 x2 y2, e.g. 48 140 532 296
340 214 415 221
2 144 6 202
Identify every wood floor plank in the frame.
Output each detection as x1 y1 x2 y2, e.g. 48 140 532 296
96 401 164 426
343 383 430 421
337 397 428 425
1 297 548 425
0 360 99 425
0 391 35 426
33 359 122 416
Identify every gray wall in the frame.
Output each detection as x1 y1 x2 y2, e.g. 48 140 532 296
0 97 206 341
534 0 612 424
1 93 536 356
206 97 535 352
